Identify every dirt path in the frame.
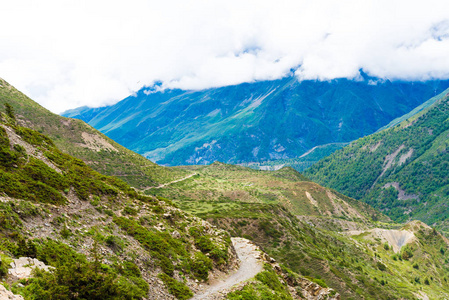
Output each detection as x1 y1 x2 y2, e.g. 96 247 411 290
192 237 264 299
143 173 197 190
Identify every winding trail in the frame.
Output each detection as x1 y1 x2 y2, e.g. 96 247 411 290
192 237 264 299
143 173 197 190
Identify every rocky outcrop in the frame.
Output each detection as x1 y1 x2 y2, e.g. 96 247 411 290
8 257 54 280
0 284 24 300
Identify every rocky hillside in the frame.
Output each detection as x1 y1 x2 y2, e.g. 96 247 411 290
150 162 449 299
0 78 186 189
305 88 449 230
0 109 239 299
0 96 343 299
62 75 449 166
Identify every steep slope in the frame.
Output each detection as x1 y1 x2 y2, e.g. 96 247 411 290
305 88 449 229
149 162 449 299
63 76 449 166
0 110 239 299
0 78 186 189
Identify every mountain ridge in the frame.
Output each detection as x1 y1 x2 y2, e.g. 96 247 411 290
62 76 449 166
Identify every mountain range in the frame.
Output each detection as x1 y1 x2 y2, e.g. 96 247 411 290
2 77 449 299
63 75 449 166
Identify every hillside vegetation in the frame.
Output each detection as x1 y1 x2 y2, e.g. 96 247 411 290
0 78 186 189
63 75 449 166
149 162 449 299
306 89 449 231
0 107 238 299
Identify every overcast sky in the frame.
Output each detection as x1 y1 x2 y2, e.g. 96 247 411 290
1 0 449 113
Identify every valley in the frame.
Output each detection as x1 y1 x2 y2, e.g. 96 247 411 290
1 79 449 299
3 2 449 299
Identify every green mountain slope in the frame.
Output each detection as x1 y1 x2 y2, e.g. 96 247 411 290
305 88 449 229
63 76 449 166
0 108 240 299
0 78 186 189
149 162 449 299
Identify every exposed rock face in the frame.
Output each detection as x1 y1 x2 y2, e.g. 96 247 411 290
8 257 54 280
0 284 24 300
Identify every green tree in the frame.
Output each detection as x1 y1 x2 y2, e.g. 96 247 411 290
4 103 15 121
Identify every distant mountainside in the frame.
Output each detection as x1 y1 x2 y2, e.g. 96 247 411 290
305 88 449 230
240 142 349 172
0 78 186 188
63 75 449 166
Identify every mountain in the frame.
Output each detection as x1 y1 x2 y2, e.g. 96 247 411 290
62 75 449 166
305 88 449 231
3 79 449 299
0 78 186 189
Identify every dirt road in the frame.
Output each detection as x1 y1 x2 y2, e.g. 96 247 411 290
191 237 264 299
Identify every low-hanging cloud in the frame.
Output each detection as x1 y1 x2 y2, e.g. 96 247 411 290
1 0 449 113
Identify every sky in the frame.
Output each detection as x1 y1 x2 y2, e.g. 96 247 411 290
1 0 449 113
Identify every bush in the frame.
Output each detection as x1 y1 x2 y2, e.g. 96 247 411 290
20 239 148 299
376 261 387 271
158 273 193 300
123 206 138 216
191 252 213 280
256 264 289 292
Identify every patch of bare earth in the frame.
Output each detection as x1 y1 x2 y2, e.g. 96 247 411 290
345 228 415 253
383 182 419 201
80 132 118 152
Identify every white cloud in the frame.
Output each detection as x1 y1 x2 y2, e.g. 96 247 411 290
1 0 449 113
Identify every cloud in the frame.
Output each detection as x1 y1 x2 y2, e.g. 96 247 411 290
1 0 449 113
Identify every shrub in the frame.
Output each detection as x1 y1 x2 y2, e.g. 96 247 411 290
123 206 138 216
158 273 193 300
191 252 213 280
20 239 148 299
256 264 289 292
376 261 387 271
